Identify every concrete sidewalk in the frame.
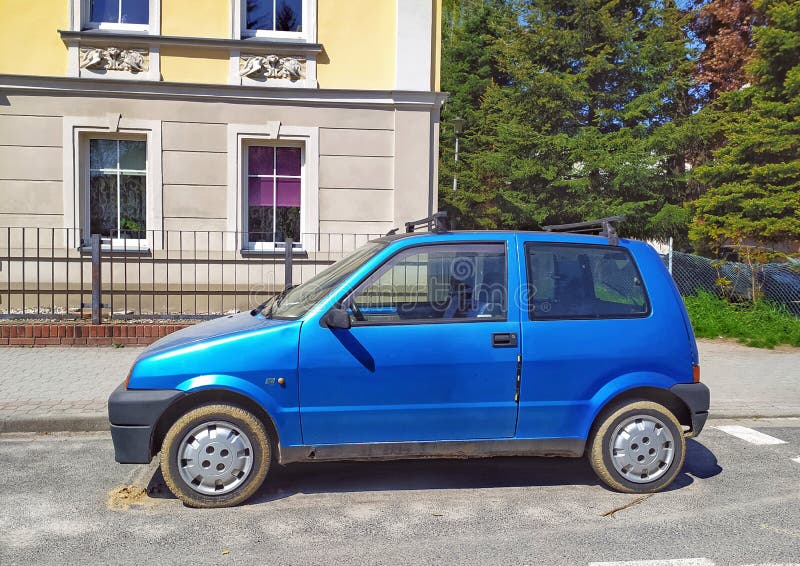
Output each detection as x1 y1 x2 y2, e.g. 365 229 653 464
0 340 798 433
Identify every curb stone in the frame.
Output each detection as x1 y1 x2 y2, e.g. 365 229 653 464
2 411 800 434
0 413 109 433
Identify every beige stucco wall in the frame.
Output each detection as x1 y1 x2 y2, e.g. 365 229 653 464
0 86 438 241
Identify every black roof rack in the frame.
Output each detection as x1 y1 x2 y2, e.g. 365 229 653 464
543 216 625 246
385 211 450 236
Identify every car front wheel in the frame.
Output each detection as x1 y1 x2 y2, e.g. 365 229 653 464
589 400 686 493
161 404 271 508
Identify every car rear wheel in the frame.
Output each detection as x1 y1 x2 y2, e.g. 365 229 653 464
161 404 271 508
589 400 686 493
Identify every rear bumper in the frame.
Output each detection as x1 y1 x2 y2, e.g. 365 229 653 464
670 383 710 437
107 382 184 464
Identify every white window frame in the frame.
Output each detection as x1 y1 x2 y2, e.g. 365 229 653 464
62 116 163 251
233 0 316 43
227 123 319 253
72 0 161 35
243 141 304 251
86 135 149 250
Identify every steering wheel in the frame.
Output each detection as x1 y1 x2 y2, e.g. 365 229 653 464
348 297 366 322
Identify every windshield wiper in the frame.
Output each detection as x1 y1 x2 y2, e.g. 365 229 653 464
251 285 296 317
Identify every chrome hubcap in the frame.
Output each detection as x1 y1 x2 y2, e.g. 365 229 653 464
610 415 675 484
177 420 254 495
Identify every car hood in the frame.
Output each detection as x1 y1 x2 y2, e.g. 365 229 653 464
139 311 293 358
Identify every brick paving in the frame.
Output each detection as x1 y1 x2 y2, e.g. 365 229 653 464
0 341 797 433
0 346 142 431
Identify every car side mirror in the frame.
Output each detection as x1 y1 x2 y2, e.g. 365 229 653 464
320 307 351 330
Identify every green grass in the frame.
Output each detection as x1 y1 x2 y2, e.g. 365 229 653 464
684 291 800 349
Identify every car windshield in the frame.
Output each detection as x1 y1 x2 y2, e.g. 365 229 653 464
268 241 387 319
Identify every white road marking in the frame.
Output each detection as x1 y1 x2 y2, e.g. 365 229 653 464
588 562 800 566
588 560 714 566
714 425 787 445
792 456 800 464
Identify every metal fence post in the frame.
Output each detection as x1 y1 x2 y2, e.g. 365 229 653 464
91 234 101 324
284 238 293 289
668 236 674 275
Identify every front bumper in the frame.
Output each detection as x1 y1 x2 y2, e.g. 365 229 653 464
670 382 710 437
108 382 185 464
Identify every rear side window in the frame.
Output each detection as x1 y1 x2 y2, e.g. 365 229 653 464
526 243 650 320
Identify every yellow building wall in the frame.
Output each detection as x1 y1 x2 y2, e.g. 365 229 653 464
432 0 442 91
0 0 69 76
161 0 230 38
317 0 396 90
0 0 434 91
160 47 229 84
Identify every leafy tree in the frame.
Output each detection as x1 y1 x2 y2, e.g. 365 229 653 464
689 0 800 253
691 0 760 97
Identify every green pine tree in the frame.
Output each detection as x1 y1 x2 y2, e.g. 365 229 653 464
690 0 800 254
439 0 702 241
438 0 515 228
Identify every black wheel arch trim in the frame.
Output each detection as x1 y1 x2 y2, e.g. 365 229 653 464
669 382 710 436
108 383 282 464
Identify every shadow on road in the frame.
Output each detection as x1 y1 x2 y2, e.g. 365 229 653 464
145 438 723 505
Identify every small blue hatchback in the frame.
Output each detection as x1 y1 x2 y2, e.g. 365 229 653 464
109 215 709 507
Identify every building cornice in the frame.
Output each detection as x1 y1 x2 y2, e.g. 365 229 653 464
0 74 448 109
59 30 324 55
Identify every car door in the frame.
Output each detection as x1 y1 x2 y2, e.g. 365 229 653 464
516 239 689 439
298 238 521 445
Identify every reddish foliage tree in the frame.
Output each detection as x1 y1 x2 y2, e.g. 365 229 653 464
692 0 760 96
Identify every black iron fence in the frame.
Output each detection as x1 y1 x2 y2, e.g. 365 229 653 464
0 228 382 321
3 228 798 321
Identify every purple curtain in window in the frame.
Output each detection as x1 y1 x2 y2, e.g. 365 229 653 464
248 146 274 175
248 178 274 206
276 147 301 175
248 145 301 207
276 178 301 207
248 178 300 207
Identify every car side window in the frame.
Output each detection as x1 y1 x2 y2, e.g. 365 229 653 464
526 243 649 320
344 243 507 324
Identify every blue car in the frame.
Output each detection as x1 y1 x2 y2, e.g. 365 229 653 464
109 215 709 508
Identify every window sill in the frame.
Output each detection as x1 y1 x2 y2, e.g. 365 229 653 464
60 30 323 54
85 23 150 33
79 240 151 254
241 31 307 43
240 248 308 258
79 246 151 255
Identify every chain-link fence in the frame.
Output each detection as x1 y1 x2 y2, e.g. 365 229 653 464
663 251 800 316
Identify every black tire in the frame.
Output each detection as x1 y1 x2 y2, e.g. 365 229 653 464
588 400 686 493
161 404 271 508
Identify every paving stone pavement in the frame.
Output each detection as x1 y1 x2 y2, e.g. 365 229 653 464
0 346 142 431
0 340 797 432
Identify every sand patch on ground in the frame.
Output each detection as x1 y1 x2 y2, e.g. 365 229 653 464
107 484 159 510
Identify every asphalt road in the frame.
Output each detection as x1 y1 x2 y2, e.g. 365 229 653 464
1 418 799 565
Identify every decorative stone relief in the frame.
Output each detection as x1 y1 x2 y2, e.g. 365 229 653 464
239 55 304 80
79 47 148 73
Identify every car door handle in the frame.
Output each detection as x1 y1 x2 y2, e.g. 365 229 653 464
492 333 517 347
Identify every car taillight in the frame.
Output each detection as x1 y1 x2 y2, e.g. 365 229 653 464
693 364 700 383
